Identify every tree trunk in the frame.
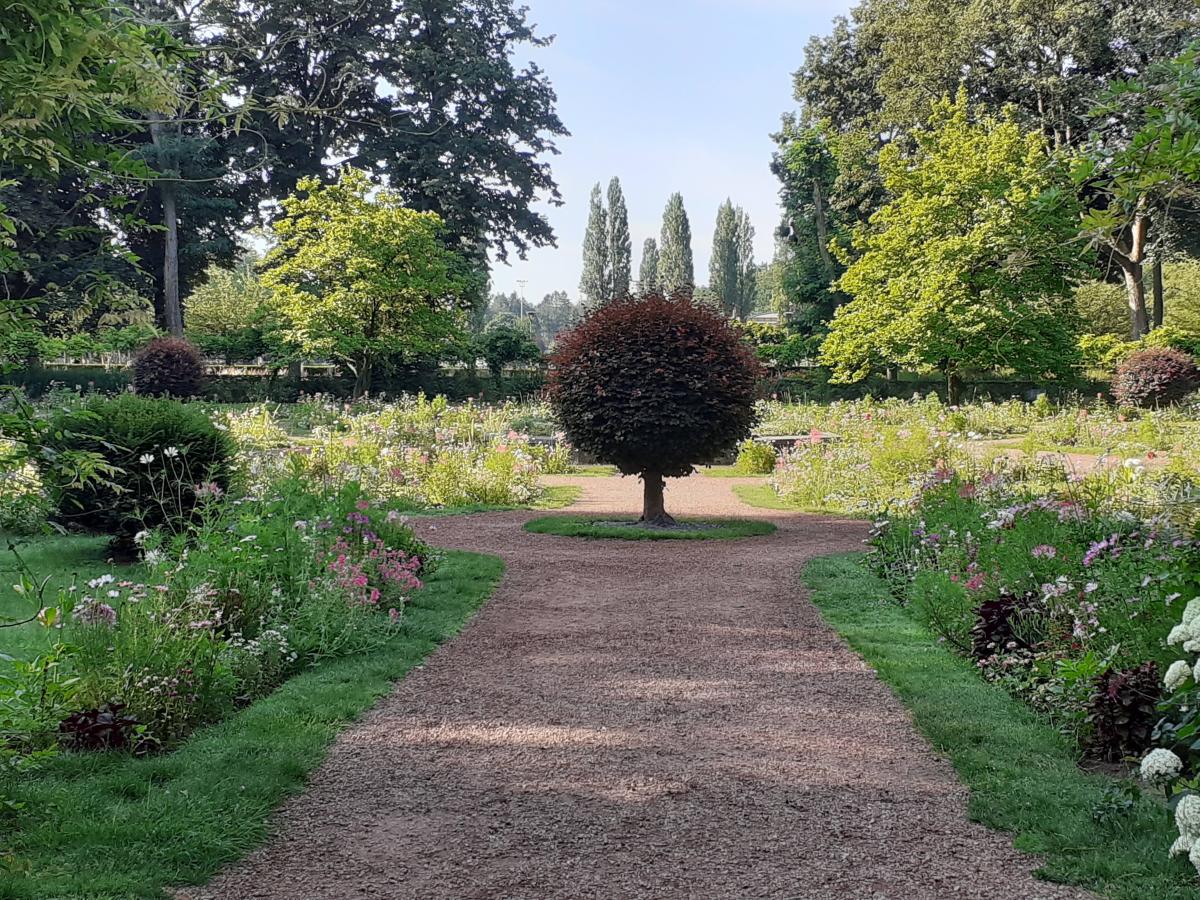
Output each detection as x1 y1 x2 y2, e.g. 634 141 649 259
640 471 675 526
1152 258 1165 330
811 180 835 279
1113 212 1150 339
946 370 963 406
150 116 184 337
160 181 183 336
1123 265 1149 339
352 355 372 399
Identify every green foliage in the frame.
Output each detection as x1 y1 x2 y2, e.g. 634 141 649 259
479 324 542 384
548 295 762 481
185 258 290 363
579 184 609 307
606 177 631 300
658 193 695 294
261 168 475 396
38 395 235 548
709 201 757 319
132 336 206 398
639 238 660 294
735 439 777 475
822 93 1086 397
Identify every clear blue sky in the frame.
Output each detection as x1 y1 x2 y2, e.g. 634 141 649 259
489 0 855 304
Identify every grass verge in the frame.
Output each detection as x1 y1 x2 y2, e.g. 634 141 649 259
732 483 800 510
804 553 1193 900
697 465 767 478
1 549 504 900
523 515 775 541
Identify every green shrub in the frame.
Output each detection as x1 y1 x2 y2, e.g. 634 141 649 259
735 439 777 474
1113 348 1200 407
132 337 206 398
38 395 235 549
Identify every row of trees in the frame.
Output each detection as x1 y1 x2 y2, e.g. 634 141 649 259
579 185 760 317
771 0 1200 397
3 0 567 351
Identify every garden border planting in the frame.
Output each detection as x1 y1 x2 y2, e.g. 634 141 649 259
804 553 1194 900
1 550 504 899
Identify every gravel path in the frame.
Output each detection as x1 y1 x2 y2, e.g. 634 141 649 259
187 474 1091 900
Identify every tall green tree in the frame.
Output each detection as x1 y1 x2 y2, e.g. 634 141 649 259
261 168 475 397
821 93 1087 403
357 0 567 268
1076 45 1200 338
639 238 660 294
579 184 610 308
709 200 739 316
734 208 757 320
606 177 632 300
658 192 694 295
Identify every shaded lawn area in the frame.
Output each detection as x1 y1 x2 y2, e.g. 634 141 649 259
2 549 504 900
804 553 1194 900
0 533 118 662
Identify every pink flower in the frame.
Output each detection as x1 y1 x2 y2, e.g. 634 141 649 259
1031 544 1058 559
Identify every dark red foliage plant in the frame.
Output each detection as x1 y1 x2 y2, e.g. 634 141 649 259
1113 348 1199 408
548 292 763 524
132 337 206 398
1085 661 1161 761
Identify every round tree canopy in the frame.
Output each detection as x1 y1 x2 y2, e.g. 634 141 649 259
549 294 762 523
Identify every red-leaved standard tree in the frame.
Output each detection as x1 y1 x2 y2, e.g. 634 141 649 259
549 294 762 525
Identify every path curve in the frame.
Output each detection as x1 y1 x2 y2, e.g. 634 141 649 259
189 475 1090 899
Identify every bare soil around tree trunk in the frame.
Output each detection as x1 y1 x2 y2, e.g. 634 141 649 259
184 473 1092 900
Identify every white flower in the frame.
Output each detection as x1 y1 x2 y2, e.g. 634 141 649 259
1172 834 1194 858
1166 660 1192 692
163 446 180 459
240 534 257 543
1187 638 1200 654
1176 794 1200 838
1140 748 1184 782
133 530 151 546
1183 598 1200 628
139 453 155 465
1170 624 1190 646
143 548 165 567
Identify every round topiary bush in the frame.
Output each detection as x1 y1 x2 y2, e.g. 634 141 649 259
1112 347 1200 407
549 293 763 524
38 394 236 551
132 336 206 398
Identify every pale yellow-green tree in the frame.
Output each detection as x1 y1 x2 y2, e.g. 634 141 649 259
261 168 475 396
821 92 1087 402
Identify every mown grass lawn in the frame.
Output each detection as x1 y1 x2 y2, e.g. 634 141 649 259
0 533 118 662
523 514 775 541
804 554 1195 900
1 549 503 900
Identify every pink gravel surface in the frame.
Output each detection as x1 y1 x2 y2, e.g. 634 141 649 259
186 474 1093 900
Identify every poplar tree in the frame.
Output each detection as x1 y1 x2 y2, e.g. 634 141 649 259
709 200 739 315
734 209 756 319
606 177 632 300
659 192 694 295
639 238 660 294
579 183 610 307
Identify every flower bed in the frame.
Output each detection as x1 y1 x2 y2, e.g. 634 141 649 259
4 479 434 758
223 394 572 506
